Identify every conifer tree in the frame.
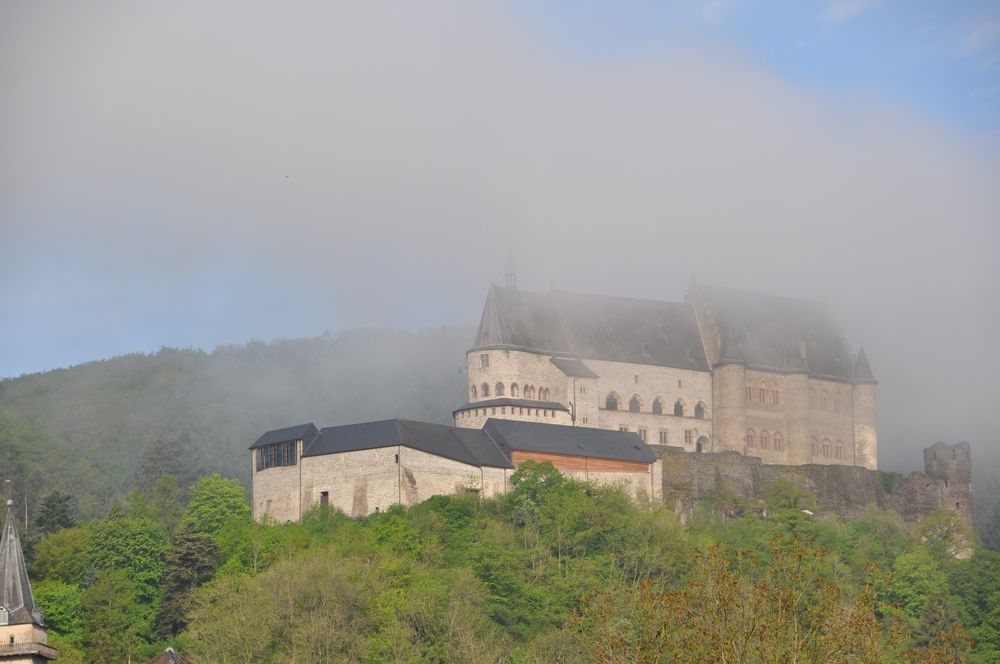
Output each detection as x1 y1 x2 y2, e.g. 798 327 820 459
34 491 75 535
154 523 220 638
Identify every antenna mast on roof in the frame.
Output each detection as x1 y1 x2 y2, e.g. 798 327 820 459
505 238 517 290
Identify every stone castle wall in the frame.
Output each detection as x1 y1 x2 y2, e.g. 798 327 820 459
653 441 973 529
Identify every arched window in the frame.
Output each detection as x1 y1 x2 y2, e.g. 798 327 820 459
695 402 706 419
758 382 767 403
482 383 490 398
525 385 533 399
542 387 550 401
511 383 519 397
773 432 784 452
835 440 844 459
495 383 505 397
812 437 819 456
674 400 684 417
760 431 769 450
652 398 664 415
629 395 641 413
822 439 831 458
821 390 830 411
746 384 753 403
471 385 477 399
809 388 816 410
746 429 756 448
606 393 619 411
771 390 779 406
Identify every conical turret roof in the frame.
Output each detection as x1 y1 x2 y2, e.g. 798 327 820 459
854 347 877 385
0 501 39 625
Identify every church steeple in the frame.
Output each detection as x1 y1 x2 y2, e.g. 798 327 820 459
0 493 57 662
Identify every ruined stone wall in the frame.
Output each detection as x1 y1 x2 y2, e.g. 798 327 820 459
653 442 972 527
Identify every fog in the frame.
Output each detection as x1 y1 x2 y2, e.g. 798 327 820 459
1 1 998 472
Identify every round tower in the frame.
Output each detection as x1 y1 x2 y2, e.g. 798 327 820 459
852 348 878 470
712 363 747 453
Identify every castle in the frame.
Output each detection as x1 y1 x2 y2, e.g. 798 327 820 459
455 280 877 470
250 282 971 529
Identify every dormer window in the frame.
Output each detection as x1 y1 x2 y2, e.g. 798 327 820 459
479 354 490 369
0 606 8 625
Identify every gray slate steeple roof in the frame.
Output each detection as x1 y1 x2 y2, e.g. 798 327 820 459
0 501 40 626
473 285 710 371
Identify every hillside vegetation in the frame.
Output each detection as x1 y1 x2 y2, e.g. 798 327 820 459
26 463 1000 663
0 327 472 517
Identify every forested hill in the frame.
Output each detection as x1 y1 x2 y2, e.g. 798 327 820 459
0 327 473 518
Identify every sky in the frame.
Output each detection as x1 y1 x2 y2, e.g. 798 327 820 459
1 0 998 470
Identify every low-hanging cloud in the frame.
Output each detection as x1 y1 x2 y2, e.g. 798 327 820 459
1 0 998 471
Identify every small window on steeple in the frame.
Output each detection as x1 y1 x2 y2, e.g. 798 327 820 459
0 606 8 626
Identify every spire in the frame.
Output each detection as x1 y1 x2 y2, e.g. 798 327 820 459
0 497 39 625
853 347 877 385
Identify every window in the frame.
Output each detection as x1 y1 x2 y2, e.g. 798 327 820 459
511 383 519 397
694 402 705 419
746 385 753 403
491 407 496 415
760 431 769 450
822 439 831 458
659 430 669 444
759 386 766 403
652 398 664 415
606 393 620 411
772 390 779 406
495 382 505 397
542 387 550 400
479 353 490 369
634 374 640 384
619 425 629 432
835 440 844 459
678 379 683 388
394 453 399 464
674 400 684 417
773 432 784 451
320 491 329 506
639 427 648 442
821 391 829 411
812 437 819 456
684 430 693 444
471 385 477 399
579 385 587 394
629 395 641 413
809 389 816 410
833 398 841 414
746 429 755 448
501 407 506 414
257 440 297 471
482 383 490 397
0 608 7 626
582 417 589 424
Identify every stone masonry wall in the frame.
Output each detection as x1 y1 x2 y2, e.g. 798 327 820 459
653 442 973 529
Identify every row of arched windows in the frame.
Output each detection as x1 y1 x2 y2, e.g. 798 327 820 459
472 383 550 401
812 437 846 459
605 394 706 419
745 429 785 451
745 382 780 407
809 388 844 414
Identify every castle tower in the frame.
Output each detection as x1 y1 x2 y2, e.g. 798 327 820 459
0 499 57 663
923 441 974 531
852 348 878 470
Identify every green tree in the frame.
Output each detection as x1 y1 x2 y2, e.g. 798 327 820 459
889 547 949 620
80 570 145 664
33 580 82 644
909 593 970 661
183 474 250 537
84 517 167 601
31 525 91 585
154 524 220 638
34 492 76 535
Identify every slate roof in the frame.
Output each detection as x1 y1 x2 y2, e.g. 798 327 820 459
250 423 320 450
303 419 512 469
0 502 39 626
483 419 656 464
144 648 194 664
453 398 569 414
473 285 709 371
694 283 857 381
550 357 599 378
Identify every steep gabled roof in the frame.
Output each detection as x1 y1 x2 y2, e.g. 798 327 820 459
473 285 709 371
695 283 855 381
0 502 39 626
250 423 320 450
483 419 656 464
303 419 512 469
